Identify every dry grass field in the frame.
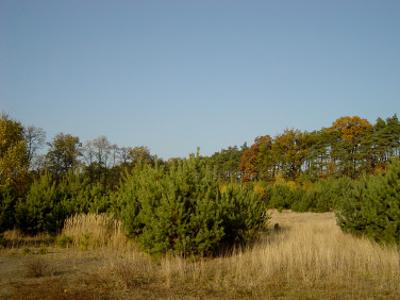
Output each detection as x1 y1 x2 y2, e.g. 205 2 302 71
1 211 399 299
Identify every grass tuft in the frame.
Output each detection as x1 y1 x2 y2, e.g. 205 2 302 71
25 257 53 278
61 213 127 250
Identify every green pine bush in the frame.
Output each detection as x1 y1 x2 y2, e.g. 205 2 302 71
266 184 303 210
336 159 400 244
0 187 17 232
292 177 352 212
15 172 66 235
114 154 268 256
59 171 112 215
58 171 91 214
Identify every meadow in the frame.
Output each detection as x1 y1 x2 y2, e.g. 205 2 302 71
2 2 400 298
1 210 399 299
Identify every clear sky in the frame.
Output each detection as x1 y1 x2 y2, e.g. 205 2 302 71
1 0 399 158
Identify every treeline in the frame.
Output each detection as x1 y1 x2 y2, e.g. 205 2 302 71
210 115 400 182
0 113 163 234
1 113 399 250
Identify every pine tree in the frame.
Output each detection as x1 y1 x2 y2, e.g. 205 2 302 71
16 172 65 235
114 154 268 256
336 159 400 244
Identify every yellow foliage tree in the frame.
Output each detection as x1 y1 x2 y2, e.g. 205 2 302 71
0 114 29 193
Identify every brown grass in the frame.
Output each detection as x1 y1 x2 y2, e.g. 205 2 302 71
1 229 53 248
135 210 398 299
2 210 399 299
61 213 128 250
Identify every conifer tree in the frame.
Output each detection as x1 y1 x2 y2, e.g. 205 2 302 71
115 154 268 256
16 172 65 235
337 159 400 244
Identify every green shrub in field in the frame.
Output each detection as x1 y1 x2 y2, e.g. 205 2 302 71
266 183 303 210
114 154 268 256
218 183 268 249
57 171 90 214
292 177 352 212
264 177 352 212
15 172 65 235
59 172 112 215
336 159 400 244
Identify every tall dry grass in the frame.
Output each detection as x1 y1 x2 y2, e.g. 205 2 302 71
141 210 399 298
221 210 399 294
1 229 53 248
50 211 400 298
61 213 128 250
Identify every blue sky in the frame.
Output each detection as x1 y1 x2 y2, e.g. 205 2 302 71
1 0 399 158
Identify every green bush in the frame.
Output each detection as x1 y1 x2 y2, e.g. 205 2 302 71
292 177 352 212
58 171 91 214
15 172 66 235
266 184 303 210
218 183 268 249
291 189 314 212
336 159 400 244
0 187 17 232
264 177 352 212
59 172 112 215
114 155 268 256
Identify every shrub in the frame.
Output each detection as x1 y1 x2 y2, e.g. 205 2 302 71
0 234 6 248
291 189 315 212
264 177 352 213
25 257 53 278
266 183 303 210
15 172 66 235
292 177 352 212
55 234 73 248
58 171 91 214
0 187 16 232
115 155 268 256
218 183 268 249
59 172 112 215
336 159 400 244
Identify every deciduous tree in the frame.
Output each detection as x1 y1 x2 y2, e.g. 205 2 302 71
46 133 81 176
